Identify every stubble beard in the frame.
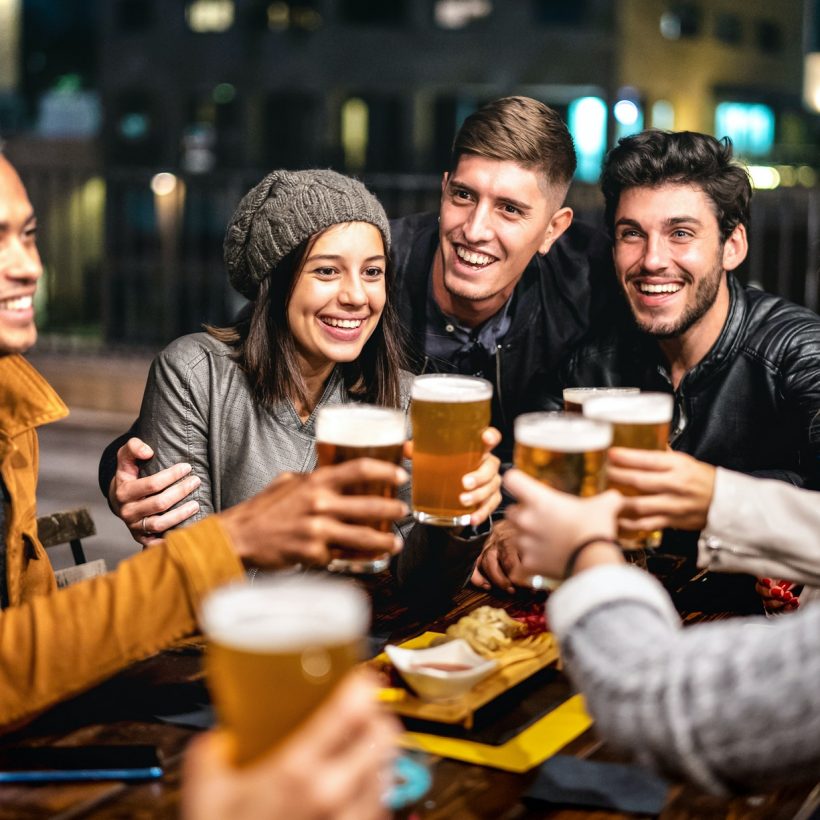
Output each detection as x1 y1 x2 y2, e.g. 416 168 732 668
629 263 724 340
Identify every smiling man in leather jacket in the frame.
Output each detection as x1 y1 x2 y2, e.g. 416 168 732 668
550 130 820 611
565 129 820 491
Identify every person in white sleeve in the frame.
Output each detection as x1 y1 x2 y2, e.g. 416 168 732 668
503 464 820 794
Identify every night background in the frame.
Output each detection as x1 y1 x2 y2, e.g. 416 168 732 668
2 0 819 349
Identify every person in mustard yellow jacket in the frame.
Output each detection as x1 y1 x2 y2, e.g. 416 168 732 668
0 152 408 731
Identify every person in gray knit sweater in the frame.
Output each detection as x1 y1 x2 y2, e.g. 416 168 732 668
503 459 820 795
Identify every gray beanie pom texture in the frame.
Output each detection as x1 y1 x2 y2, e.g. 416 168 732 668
224 169 391 299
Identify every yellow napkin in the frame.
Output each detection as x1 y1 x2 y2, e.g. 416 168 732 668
400 694 591 772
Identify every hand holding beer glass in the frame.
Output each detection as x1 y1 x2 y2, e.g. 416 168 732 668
512 412 613 589
315 404 407 574
582 392 674 550
201 576 369 768
410 375 493 527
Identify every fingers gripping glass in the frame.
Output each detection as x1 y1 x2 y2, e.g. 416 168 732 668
314 404 407 574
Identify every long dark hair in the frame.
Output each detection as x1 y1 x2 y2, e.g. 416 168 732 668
208 227 405 411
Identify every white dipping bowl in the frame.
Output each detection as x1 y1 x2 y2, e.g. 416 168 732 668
385 639 498 702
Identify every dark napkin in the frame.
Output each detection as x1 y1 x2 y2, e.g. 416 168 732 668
523 754 669 815
401 666 567 745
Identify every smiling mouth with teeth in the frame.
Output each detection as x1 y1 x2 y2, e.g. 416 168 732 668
321 317 364 329
0 295 33 311
456 246 495 267
637 282 683 294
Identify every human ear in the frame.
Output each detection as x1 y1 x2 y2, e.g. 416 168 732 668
538 207 573 255
722 223 748 271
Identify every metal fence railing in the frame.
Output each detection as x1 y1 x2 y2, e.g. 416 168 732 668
17 165 820 349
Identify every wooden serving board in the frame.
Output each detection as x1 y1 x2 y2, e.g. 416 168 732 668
371 631 559 728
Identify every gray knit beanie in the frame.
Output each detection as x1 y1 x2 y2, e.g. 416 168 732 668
224 169 391 299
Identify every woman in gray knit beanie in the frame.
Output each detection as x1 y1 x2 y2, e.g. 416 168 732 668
216 168 404 413
113 168 502 576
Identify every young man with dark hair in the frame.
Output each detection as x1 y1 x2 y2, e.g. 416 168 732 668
573 129 819 489
483 129 820 600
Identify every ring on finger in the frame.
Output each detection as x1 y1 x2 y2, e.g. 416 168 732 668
141 516 149 537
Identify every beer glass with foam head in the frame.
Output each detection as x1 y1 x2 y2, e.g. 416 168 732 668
582 392 674 549
563 387 640 414
513 412 613 588
410 374 493 527
315 404 407 574
201 575 369 767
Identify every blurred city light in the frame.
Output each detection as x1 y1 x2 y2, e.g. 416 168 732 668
715 102 774 156
568 96 606 183
797 165 818 187
186 0 234 33
434 0 492 29
613 99 639 126
804 53 820 112
212 83 236 105
651 100 675 130
267 2 288 30
151 172 178 197
341 98 368 171
746 165 781 190
118 112 149 140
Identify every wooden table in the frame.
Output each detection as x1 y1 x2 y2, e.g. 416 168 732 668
1 555 817 820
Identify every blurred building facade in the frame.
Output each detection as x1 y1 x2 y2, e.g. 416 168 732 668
1 0 818 347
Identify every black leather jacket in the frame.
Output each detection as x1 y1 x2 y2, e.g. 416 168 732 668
390 212 620 462
558 273 820 490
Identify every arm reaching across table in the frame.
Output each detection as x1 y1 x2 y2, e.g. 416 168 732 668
502 468 820 795
0 460 408 732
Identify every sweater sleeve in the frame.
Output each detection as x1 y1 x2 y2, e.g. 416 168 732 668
698 467 820 585
138 339 215 522
0 516 243 731
548 565 820 794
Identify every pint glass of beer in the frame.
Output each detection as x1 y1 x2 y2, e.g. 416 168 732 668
201 575 369 767
563 387 640 414
513 412 612 589
514 412 612 496
315 404 406 574
410 374 492 526
582 392 674 549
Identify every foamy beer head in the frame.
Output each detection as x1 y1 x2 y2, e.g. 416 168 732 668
315 404 406 451
514 412 612 496
582 392 674 549
582 392 673 449
410 374 493 526
315 404 406 573
201 576 369 766
563 386 640 413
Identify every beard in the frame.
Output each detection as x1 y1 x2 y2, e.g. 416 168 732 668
628 263 723 340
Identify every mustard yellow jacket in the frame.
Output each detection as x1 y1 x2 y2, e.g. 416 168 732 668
0 354 244 729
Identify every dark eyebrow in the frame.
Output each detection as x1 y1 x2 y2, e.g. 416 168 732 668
305 253 386 264
615 215 703 230
665 216 703 227
448 177 533 214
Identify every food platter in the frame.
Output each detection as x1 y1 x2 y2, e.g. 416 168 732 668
371 629 558 728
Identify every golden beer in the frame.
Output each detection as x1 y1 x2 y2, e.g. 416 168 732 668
513 412 612 590
582 392 674 549
411 375 492 526
563 387 640 414
201 576 368 767
315 405 406 573
514 413 612 497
